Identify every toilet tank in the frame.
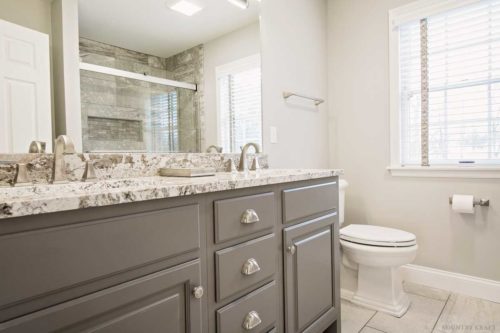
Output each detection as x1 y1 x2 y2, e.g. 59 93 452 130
339 179 348 226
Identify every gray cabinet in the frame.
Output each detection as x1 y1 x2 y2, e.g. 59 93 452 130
283 214 338 333
0 260 203 333
0 177 340 333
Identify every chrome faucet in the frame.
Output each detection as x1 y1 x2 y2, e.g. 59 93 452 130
238 142 261 172
206 145 223 153
51 135 75 184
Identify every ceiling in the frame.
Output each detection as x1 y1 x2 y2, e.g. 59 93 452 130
78 0 261 58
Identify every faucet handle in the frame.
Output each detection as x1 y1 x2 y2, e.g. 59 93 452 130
226 158 237 172
29 141 46 153
82 161 97 182
13 163 30 186
250 157 260 171
56 135 75 154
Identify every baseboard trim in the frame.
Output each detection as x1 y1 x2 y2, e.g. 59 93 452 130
401 264 500 303
340 288 354 301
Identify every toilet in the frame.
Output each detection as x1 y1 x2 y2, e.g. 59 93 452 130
338 180 418 317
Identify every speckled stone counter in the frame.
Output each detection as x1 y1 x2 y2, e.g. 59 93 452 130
0 169 343 219
0 152 268 186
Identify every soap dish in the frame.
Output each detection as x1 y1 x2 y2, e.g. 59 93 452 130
159 167 216 177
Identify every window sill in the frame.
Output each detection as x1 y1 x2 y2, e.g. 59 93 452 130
387 166 500 179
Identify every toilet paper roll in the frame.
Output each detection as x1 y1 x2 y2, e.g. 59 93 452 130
452 194 475 214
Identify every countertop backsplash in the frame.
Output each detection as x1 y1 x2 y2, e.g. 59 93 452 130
0 153 269 186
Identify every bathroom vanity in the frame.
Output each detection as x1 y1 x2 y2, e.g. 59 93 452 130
0 169 342 333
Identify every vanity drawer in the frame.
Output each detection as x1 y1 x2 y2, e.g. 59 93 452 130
215 234 276 301
216 281 276 333
282 181 337 223
214 192 275 243
0 204 200 311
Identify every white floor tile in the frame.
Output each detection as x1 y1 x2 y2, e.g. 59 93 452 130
341 299 377 333
360 327 386 333
366 293 446 333
433 293 500 333
404 281 450 301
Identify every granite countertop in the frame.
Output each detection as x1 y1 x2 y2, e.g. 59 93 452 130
0 169 343 220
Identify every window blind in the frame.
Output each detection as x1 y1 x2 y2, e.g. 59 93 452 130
399 0 500 166
217 54 262 153
151 91 179 152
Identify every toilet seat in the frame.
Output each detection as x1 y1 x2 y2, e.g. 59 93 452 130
340 224 416 247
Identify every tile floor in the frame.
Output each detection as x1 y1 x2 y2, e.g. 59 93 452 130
341 282 500 333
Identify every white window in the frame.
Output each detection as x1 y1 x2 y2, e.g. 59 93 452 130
389 0 500 177
151 91 179 152
216 54 262 153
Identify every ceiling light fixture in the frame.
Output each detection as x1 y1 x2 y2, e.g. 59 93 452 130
169 1 203 16
227 0 249 10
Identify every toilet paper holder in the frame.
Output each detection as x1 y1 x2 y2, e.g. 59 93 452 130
448 197 490 207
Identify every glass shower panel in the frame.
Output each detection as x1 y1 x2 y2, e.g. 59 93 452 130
80 69 199 153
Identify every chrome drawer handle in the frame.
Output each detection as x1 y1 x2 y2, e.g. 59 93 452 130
241 209 260 224
243 310 262 330
192 286 204 299
287 245 296 255
241 258 261 276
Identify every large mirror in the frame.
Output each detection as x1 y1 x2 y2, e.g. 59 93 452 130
0 0 262 154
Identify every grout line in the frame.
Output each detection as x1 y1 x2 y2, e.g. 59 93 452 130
431 293 452 333
364 325 387 333
358 311 379 333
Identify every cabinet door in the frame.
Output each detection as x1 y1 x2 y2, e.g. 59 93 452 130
0 260 204 333
283 213 338 333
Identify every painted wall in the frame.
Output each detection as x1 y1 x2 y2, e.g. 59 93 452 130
203 22 261 151
0 0 52 35
328 0 500 280
261 0 330 168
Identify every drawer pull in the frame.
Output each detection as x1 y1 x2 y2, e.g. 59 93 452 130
287 245 296 255
192 286 204 299
241 258 261 276
243 310 262 330
241 209 260 224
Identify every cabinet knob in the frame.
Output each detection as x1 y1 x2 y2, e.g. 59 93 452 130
287 245 296 255
192 286 204 299
242 310 262 330
241 258 261 276
241 209 260 224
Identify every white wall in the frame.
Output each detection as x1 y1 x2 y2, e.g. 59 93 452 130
0 0 52 35
51 0 82 151
203 22 260 150
261 0 330 168
328 0 500 281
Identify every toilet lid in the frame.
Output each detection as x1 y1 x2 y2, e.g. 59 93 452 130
340 224 417 247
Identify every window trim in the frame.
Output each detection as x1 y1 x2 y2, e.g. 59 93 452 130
388 0 500 178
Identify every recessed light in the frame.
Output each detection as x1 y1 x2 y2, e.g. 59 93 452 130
227 0 249 10
170 1 202 16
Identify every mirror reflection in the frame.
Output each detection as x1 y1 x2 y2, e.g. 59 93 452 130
79 0 262 153
0 0 262 154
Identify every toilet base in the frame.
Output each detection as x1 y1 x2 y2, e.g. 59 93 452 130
351 265 411 318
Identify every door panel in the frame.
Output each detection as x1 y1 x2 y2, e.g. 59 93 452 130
0 260 203 333
283 213 337 333
0 19 51 153
296 229 332 329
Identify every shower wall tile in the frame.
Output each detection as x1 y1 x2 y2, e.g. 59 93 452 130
80 37 204 153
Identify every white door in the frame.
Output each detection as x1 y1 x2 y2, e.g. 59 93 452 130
0 19 52 153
